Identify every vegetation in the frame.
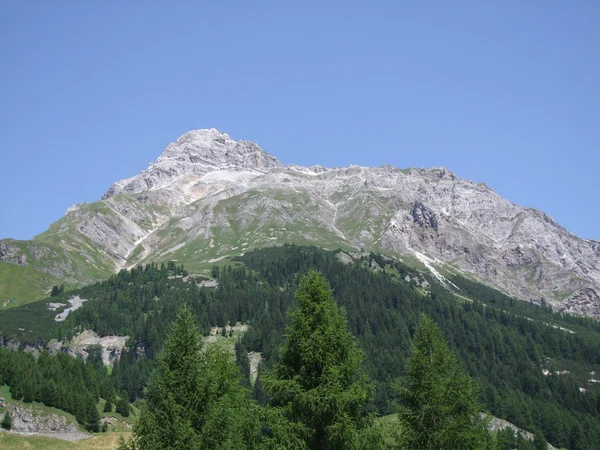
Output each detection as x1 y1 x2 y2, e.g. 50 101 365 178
264 271 381 449
394 314 489 449
0 432 131 450
0 347 113 431
124 306 304 449
1 245 599 447
1 410 11 430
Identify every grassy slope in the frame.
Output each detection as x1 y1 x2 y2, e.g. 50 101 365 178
0 262 61 309
0 384 137 449
0 432 131 450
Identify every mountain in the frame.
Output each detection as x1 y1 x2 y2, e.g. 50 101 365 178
1 128 599 316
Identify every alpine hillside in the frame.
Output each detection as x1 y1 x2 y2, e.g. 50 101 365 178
1 128 599 317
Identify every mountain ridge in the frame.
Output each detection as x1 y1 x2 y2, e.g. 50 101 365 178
1 128 599 317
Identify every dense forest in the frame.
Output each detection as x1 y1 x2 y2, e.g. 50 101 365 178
0 245 599 448
0 346 111 431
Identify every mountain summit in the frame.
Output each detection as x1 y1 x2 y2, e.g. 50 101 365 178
103 129 283 198
1 129 599 316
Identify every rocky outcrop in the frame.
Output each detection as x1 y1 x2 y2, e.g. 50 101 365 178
2 404 90 441
0 240 27 266
47 330 129 366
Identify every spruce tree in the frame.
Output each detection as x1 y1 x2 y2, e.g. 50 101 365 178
132 306 263 449
264 270 381 450
1 411 11 430
395 314 489 449
534 429 548 450
85 396 100 432
116 394 130 417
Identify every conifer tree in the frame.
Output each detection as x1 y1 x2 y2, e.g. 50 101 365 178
131 306 266 449
116 394 130 417
85 395 101 432
264 270 381 450
395 314 489 449
1 411 11 430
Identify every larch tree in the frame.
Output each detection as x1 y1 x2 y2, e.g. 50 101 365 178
264 270 382 450
395 314 490 449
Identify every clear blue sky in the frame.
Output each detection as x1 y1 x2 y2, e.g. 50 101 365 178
1 1 598 241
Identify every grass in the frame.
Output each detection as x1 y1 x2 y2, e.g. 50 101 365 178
0 262 61 309
0 431 131 450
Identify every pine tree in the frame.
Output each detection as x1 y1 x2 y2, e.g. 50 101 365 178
395 314 489 449
534 429 548 450
496 427 516 450
264 270 381 450
103 399 113 413
116 395 130 417
1 411 12 430
85 395 100 432
132 306 263 449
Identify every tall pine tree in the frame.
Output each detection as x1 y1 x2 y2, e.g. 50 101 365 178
264 270 381 450
395 314 489 449
131 306 262 449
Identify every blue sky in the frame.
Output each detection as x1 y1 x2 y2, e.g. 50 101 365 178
1 1 598 240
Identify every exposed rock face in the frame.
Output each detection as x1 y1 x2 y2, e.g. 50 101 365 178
2 129 599 317
0 240 27 266
3 404 91 441
47 330 129 366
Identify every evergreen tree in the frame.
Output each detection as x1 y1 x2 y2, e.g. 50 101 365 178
1 411 12 430
116 395 130 417
496 427 516 450
132 306 262 449
103 399 113 413
533 429 548 450
264 270 382 450
517 432 536 449
395 314 489 449
85 395 101 432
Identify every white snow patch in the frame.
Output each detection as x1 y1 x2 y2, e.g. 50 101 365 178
55 296 88 322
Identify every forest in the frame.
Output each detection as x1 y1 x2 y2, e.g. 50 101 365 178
0 245 599 448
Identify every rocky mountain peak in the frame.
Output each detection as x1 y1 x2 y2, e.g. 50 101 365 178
103 128 283 198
